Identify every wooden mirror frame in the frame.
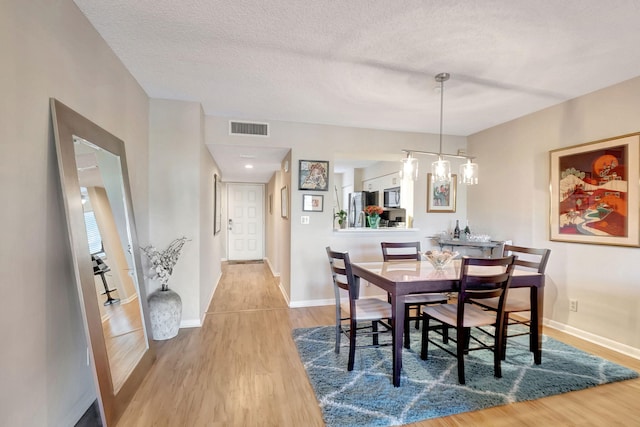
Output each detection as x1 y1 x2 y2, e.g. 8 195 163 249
51 99 155 426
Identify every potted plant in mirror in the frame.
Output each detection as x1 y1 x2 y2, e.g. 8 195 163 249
334 209 347 229
364 205 384 229
141 236 189 340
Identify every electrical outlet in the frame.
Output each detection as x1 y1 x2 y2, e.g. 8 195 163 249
301 216 310 225
569 299 578 312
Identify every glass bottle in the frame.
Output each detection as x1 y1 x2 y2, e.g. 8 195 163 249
453 220 460 239
464 221 471 238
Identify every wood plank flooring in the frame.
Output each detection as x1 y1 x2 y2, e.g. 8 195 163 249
116 262 640 426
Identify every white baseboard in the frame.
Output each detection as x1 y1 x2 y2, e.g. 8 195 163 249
200 271 222 324
289 298 335 308
545 319 640 360
180 319 201 329
278 282 291 306
264 257 279 277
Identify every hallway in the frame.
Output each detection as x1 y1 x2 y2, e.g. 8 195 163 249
117 262 331 426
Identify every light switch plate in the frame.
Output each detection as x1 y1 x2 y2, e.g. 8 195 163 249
301 216 310 224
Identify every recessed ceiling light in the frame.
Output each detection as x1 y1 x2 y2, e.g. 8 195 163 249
245 164 254 169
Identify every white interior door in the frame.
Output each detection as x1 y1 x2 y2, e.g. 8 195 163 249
227 183 264 261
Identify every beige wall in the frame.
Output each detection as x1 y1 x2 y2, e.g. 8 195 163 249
149 99 221 327
0 1 150 426
468 76 640 356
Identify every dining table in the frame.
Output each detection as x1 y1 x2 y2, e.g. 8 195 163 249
350 259 544 387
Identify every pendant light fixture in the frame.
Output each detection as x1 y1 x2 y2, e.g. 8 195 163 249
400 72 479 185
459 158 479 185
431 72 451 182
399 151 419 181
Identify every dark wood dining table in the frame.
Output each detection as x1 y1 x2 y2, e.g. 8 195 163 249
350 260 544 387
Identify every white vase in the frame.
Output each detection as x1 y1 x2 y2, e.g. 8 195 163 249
148 289 182 340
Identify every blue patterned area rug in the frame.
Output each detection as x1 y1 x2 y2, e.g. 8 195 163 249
292 326 638 427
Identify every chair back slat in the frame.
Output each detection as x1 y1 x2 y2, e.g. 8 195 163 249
381 241 421 261
326 247 357 298
503 244 551 274
457 256 517 326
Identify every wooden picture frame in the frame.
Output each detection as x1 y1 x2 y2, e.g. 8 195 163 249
427 173 457 213
549 133 640 246
298 159 329 191
214 173 222 235
281 186 289 219
302 194 323 212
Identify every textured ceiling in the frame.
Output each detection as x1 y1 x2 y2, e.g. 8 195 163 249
74 0 640 181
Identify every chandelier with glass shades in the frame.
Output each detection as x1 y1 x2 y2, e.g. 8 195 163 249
400 72 479 185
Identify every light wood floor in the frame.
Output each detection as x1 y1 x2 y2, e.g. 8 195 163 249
116 262 640 426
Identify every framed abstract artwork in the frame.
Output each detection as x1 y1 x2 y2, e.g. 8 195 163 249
298 160 329 191
549 133 640 246
427 173 456 213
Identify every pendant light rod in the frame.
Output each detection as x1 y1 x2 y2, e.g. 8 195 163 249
436 72 449 156
401 149 475 161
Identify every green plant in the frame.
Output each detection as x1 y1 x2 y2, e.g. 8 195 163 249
334 209 347 225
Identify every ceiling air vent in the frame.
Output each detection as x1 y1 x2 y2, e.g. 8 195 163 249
229 120 269 137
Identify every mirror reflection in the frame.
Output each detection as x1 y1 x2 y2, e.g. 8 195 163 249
75 137 148 394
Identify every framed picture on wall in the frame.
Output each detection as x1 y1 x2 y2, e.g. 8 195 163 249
298 160 329 191
427 173 456 213
214 173 222 235
549 133 640 247
281 186 289 219
302 194 323 212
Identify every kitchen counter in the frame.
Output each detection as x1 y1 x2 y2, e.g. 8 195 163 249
334 227 418 233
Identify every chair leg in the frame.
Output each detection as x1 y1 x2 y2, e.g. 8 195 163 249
335 305 342 354
495 321 504 378
414 305 420 329
404 306 411 349
442 325 449 344
372 320 379 346
348 319 357 371
501 312 509 360
457 327 468 385
420 315 430 360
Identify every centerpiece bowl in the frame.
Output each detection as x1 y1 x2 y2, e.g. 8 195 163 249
423 250 459 270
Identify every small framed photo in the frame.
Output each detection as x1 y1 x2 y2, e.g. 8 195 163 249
427 173 457 213
550 133 640 247
302 194 323 212
299 160 329 191
281 186 289 219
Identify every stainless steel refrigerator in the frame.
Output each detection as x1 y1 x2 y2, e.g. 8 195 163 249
348 191 378 227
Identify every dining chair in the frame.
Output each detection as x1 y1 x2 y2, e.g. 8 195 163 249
380 242 449 349
471 244 551 360
326 247 393 371
420 255 517 384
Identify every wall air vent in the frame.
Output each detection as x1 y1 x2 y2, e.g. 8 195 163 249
229 120 269 137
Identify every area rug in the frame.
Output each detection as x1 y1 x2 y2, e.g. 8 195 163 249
292 326 638 427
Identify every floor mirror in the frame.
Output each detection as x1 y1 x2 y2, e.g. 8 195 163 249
51 99 155 426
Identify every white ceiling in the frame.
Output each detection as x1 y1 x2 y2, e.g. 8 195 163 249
74 0 640 182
